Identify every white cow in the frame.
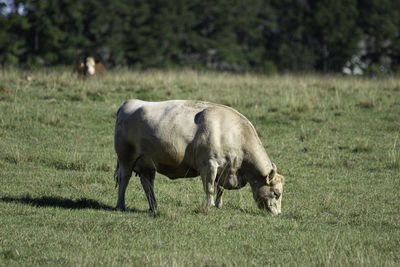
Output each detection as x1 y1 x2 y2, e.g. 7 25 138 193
114 99 285 215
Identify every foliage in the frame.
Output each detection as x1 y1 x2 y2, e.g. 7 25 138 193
0 69 399 265
357 0 400 73
1 0 400 73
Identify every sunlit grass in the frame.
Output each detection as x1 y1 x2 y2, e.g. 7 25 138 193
0 68 399 265
388 135 400 169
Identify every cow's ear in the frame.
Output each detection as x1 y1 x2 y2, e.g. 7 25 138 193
266 163 277 185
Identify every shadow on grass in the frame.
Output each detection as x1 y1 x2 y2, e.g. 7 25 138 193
0 195 145 213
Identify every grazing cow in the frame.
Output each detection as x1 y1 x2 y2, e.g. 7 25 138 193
114 99 285 215
73 57 107 77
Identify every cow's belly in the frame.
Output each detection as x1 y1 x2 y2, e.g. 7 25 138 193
139 136 198 179
156 162 199 179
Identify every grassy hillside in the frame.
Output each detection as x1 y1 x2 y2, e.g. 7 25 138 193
0 69 399 266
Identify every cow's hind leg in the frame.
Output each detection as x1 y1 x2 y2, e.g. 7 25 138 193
114 133 136 211
116 161 133 211
140 170 157 211
136 156 157 211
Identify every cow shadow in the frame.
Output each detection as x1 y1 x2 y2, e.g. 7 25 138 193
0 195 145 213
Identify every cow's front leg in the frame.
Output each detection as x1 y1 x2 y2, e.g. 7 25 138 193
215 186 224 208
200 163 218 207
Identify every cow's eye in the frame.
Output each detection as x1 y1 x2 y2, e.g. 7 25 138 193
273 191 280 199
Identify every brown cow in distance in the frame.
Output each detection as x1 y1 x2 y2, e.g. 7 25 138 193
73 57 107 77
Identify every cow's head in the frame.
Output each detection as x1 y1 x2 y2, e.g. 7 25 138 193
252 163 285 215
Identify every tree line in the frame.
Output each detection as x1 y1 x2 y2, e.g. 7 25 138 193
1 0 399 74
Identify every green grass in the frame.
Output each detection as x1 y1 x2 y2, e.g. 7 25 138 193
1 68 399 266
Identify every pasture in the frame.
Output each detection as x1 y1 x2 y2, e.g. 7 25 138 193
0 69 399 266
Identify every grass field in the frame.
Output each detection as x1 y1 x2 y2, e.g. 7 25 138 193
0 69 399 266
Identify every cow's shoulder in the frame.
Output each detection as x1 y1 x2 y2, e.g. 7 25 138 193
200 104 253 130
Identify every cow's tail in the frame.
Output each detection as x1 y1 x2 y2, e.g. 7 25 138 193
114 104 123 189
114 160 120 189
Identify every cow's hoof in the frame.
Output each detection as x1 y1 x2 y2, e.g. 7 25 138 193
114 206 126 212
149 207 158 213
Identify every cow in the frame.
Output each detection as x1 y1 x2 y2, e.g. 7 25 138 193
114 99 285 215
73 57 107 77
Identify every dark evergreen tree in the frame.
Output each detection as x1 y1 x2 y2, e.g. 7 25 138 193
0 1 28 65
270 0 317 72
309 0 361 72
357 0 400 73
